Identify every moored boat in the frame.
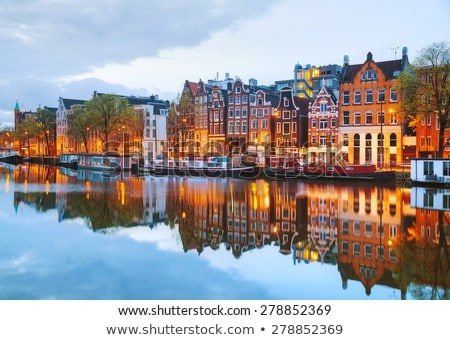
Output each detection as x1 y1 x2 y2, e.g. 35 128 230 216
0 150 22 165
144 156 260 179
77 154 121 172
58 154 79 169
409 158 450 187
264 156 396 181
60 153 121 172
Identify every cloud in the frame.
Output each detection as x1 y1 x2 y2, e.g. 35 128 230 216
1 0 449 127
0 0 276 79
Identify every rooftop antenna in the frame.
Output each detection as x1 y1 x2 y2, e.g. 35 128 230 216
391 46 399 59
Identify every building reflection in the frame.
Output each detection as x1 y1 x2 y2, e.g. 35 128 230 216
2 162 449 299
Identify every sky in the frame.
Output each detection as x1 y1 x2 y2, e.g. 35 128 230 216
0 0 449 127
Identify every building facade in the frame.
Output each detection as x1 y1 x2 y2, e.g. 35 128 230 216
339 49 409 167
307 85 339 165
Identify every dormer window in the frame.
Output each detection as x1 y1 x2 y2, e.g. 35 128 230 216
361 69 378 81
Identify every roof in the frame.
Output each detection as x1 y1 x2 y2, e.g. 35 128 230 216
95 92 168 108
342 53 407 83
61 98 86 110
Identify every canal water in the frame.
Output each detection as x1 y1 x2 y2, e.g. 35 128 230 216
0 162 448 300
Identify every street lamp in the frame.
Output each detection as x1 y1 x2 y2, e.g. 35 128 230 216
379 87 385 169
86 127 90 153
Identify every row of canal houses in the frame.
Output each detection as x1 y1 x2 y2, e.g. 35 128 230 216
15 46 422 168
171 47 413 168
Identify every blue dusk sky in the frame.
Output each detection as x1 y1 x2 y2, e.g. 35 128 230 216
0 0 449 127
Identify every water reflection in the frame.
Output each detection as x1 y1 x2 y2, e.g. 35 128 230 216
1 162 449 299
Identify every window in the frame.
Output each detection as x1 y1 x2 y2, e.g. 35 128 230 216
242 108 248 117
331 118 336 128
252 119 258 129
229 108 234 118
343 134 349 146
235 122 240 133
366 112 373 125
283 98 289 107
228 122 234 135
320 103 327 112
365 223 372 237
364 244 372 258
319 119 327 129
262 120 268 129
424 161 434 176
311 119 317 128
365 90 373 103
444 194 450 209
342 241 349 255
283 110 290 119
319 135 327 146
229 96 234 104
354 112 361 125
343 111 350 125
444 161 450 176
236 87 241 93
236 96 241 104
242 121 247 133
343 220 349 234
423 191 434 208
242 95 248 103
354 134 360 147
390 111 398 124
378 88 385 102
378 111 384 125
390 133 397 147
236 108 240 118
365 134 372 146
283 122 290 134
354 221 360 235
390 88 398 102
343 91 350 105
353 242 360 256
354 90 361 104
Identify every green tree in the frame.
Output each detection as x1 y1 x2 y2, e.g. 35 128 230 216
68 105 91 153
15 116 40 156
85 94 134 152
35 107 56 156
397 41 450 157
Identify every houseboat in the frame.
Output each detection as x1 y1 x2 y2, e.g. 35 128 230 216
144 156 260 178
264 157 396 181
59 154 121 173
58 154 79 169
410 158 450 187
0 150 22 165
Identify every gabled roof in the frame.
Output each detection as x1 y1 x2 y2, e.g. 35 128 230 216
342 52 406 83
312 86 337 105
43 106 57 114
61 98 86 110
186 81 198 94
